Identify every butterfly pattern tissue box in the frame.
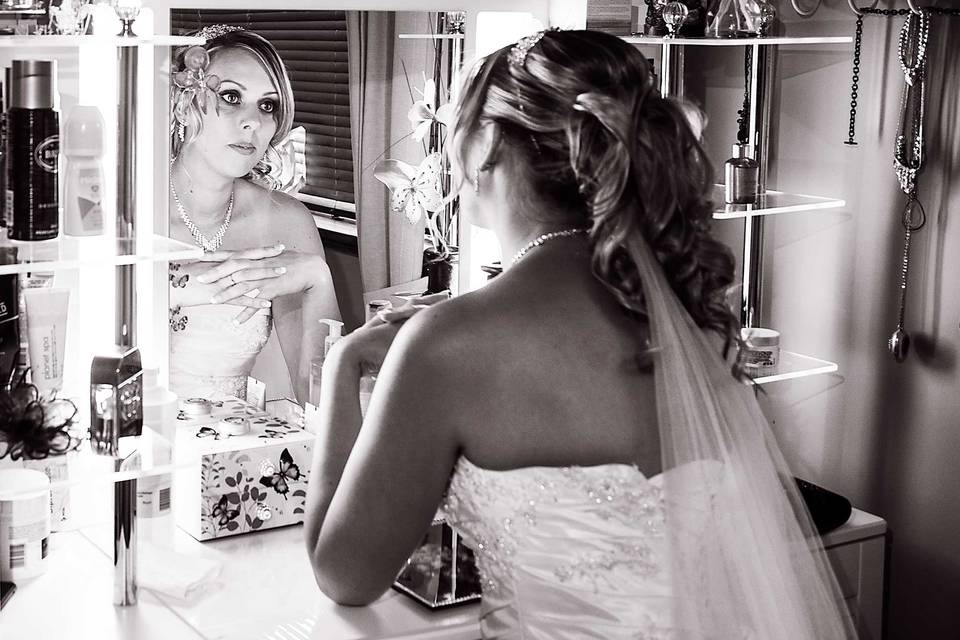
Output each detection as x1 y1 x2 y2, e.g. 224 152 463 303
174 397 313 541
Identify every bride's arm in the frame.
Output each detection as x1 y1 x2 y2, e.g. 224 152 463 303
269 200 341 402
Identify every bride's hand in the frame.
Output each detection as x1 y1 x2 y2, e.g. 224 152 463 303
338 292 450 372
196 243 329 319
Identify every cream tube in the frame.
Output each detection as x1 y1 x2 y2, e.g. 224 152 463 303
23 287 70 399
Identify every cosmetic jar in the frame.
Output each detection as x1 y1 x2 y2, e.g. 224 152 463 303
740 327 780 371
181 397 213 417
219 416 250 437
0 469 51 581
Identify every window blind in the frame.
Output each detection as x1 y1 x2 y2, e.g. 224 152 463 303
171 10 355 218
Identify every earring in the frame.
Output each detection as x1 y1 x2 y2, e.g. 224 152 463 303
474 167 480 194
178 123 185 142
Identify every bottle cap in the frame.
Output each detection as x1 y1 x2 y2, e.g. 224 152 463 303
732 143 754 159
11 60 55 110
64 105 105 156
740 327 780 347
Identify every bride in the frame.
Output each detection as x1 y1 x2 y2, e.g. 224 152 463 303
167 26 340 402
304 29 856 639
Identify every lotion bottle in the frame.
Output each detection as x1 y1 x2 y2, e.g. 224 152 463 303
309 319 343 406
62 105 105 236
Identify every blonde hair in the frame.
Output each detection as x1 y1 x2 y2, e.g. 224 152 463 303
171 29 295 158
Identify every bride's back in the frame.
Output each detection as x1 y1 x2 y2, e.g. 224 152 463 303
439 240 659 477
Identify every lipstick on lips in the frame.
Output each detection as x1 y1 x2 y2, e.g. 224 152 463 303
228 142 256 156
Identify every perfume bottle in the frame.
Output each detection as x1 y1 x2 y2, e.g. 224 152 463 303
707 0 762 38
724 143 759 204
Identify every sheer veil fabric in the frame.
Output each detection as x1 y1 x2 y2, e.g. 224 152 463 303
631 233 857 639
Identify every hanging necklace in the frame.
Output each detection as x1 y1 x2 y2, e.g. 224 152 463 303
510 228 588 265
170 171 236 253
888 12 929 363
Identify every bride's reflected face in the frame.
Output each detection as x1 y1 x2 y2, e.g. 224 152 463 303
186 48 280 178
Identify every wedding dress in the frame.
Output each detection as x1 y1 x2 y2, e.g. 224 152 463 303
440 233 856 639
169 304 272 400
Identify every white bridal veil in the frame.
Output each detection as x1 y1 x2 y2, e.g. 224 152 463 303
632 233 857 639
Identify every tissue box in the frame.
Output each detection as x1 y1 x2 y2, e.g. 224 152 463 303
174 397 313 541
393 519 482 609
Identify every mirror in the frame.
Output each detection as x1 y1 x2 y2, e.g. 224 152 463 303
166 9 465 403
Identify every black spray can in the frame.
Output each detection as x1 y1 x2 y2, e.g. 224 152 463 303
9 60 59 242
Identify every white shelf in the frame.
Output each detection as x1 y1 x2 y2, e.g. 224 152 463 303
0 8 45 15
750 350 838 385
624 35 852 47
0 34 203 48
0 234 202 274
398 33 465 40
713 187 845 220
314 214 358 238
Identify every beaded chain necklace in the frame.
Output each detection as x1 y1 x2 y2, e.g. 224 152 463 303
510 229 588 266
169 160 236 253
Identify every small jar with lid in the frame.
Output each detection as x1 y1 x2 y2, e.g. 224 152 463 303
740 327 780 372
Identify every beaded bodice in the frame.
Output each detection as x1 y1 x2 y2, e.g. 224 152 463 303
169 304 272 400
441 457 676 639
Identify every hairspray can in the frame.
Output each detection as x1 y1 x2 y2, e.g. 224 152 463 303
9 60 59 242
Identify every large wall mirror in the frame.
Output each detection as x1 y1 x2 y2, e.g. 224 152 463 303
165 9 465 401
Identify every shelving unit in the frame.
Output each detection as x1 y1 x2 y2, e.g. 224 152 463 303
1 29 203 606
628 35 850 385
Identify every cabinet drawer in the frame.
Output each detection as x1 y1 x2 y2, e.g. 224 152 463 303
826 543 860 600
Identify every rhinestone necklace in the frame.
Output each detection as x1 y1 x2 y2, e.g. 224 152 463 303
510 228 588 265
170 178 235 253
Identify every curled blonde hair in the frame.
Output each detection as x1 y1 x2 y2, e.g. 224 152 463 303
454 30 741 365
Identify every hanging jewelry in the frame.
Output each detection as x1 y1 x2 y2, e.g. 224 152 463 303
170 175 236 253
178 122 185 142
510 228 588 265
887 12 929 363
473 167 480 194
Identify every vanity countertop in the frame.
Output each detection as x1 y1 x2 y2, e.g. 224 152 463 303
2 519 480 640
2 506 884 639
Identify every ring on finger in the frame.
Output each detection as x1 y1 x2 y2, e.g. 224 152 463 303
244 288 261 299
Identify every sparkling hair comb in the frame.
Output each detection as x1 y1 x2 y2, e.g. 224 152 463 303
508 30 547 68
195 23 245 41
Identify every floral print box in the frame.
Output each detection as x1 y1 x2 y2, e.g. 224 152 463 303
174 397 313 541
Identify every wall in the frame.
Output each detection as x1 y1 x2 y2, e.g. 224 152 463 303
679 3 959 637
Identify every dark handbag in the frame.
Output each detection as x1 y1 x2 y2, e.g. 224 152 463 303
795 477 853 535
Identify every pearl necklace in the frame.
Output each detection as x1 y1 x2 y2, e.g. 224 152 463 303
170 178 235 253
510 228 588 265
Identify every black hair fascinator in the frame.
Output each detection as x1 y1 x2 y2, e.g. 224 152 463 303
0 374 79 462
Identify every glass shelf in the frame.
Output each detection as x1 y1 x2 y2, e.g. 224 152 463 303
750 350 838 385
398 33 465 40
0 424 199 501
0 34 203 48
0 8 44 15
0 234 203 274
623 35 852 47
713 187 845 220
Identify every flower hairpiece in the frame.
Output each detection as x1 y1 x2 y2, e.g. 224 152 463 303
196 24 245 41
508 30 547 68
173 45 222 124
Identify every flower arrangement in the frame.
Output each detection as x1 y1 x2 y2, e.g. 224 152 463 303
374 74 459 260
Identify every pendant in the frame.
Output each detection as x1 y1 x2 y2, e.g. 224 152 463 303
888 198 925 363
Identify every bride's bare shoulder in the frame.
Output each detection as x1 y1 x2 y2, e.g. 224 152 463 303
236 180 319 244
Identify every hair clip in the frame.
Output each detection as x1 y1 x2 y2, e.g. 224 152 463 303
508 30 547 68
173 45 222 125
195 23 245 41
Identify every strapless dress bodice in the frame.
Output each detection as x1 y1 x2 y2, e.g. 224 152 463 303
169 304 272 400
441 457 676 639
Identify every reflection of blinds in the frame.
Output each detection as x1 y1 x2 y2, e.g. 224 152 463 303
171 10 354 216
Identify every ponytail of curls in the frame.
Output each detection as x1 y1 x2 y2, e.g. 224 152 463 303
455 30 741 366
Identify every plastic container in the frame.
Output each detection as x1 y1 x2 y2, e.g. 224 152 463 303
138 367 178 518
309 319 343 406
62 105 105 236
740 327 780 371
0 468 51 581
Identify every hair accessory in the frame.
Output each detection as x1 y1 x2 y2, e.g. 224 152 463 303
195 24 245 42
173 45 222 126
508 30 547 68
